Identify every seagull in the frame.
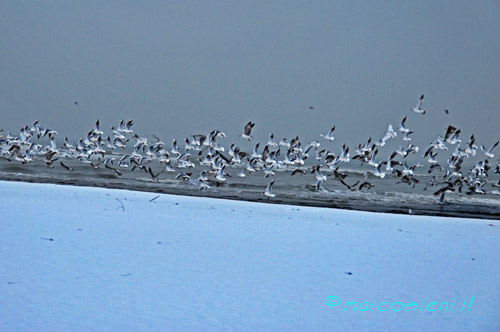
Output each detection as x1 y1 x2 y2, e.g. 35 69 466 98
199 179 210 191
369 150 384 169
291 168 306 176
117 119 134 134
320 126 335 142
465 135 477 156
251 142 261 159
447 130 462 145
402 131 414 142
443 125 457 140
93 119 104 136
481 141 499 159
359 181 375 191
198 170 209 182
240 121 255 141
44 150 58 168
267 133 278 147
263 164 275 178
338 144 350 163
426 150 440 164
171 139 180 156
313 165 327 191
174 172 191 181
105 164 122 176
402 161 415 176
148 167 164 181
237 168 246 177
339 179 359 191
365 163 385 179
411 94 426 114
425 136 448 153
434 183 455 204
398 117 410 133
264 179 275 198
60 161 74 172
215 166 226 182
383 124 397 141
279 138 290 149
164 160 176 173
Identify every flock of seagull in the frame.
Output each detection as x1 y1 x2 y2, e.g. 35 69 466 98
1 95 500 204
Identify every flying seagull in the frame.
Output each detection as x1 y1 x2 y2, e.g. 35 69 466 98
264 179 275 198
359 181 375 191
411 94 425 114
320 126 335 142
398 116 410 133
481 141 499 159
240 121 255 141
60 161 74 172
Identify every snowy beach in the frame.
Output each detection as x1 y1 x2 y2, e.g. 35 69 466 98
1 180 499 331
2 1 500 330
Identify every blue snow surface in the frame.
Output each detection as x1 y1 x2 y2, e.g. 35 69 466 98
0 180 499 331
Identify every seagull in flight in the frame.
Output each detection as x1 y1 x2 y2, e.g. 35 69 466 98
398 117 410 134
481 141 499 159
411 94 426 114
320 126 335 142
264 179 275 198
240 121 255 141
383 124 397 141
313 165 327 191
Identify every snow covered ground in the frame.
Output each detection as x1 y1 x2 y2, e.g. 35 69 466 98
1 180 499 331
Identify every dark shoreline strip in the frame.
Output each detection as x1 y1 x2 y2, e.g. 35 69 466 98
1 174 498 221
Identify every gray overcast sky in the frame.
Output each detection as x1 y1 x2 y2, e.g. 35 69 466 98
1 1 499 151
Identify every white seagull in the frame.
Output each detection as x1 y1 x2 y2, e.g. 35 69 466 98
264 179 275 198
481 141 499 159
320 126 335 142
383 124 397 141
398 116 410 133
411 94 426 114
